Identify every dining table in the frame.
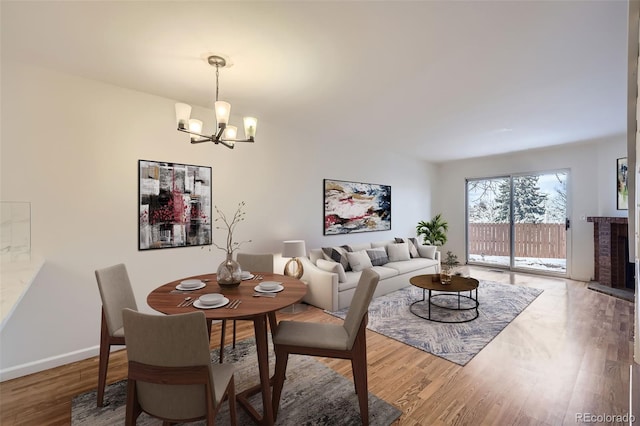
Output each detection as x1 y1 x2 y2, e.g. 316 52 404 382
147 272 307 425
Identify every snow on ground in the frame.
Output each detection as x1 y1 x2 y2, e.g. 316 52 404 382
468 255 566 274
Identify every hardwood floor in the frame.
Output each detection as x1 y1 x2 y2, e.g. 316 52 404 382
0 267 634 425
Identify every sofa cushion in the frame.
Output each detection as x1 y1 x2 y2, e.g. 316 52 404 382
395 237 420 258
417 244 437 259
372 265 401 280
338 266 398 292
346 243 372 252
387 242 410 262
346 250 373 272
310 248 324 264
385 257 439 274
322 246 352 271
371 240 395 249
316 259 348 283
366 247 389 266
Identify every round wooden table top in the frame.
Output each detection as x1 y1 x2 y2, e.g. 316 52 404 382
410 273 479 292
147 272 307 320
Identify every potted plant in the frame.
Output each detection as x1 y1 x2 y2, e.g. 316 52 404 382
440 251 459 284
416 213 448 246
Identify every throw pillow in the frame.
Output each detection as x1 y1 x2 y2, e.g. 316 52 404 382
417 244 437 259
316 259 348 283
387 242 411 262
366 247 389 266
395 237 419 258
346 250 373 272
321 245 352 271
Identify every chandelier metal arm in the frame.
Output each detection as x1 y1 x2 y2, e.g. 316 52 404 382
177 125 255 150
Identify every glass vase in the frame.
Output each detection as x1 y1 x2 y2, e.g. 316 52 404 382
217 255 242 287
440 264 452 285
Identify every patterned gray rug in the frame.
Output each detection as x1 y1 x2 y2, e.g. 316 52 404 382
328 280 543 366
71 337 401 425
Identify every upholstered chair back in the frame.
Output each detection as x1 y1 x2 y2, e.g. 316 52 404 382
343 268 380 349
122 309 215 420
95 263 138 336
236 253 274 273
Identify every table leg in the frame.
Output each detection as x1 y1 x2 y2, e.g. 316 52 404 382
255 315 274 425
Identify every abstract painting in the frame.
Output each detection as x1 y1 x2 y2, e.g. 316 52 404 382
617 157 628 210
324 179 391 235
139 160 212 250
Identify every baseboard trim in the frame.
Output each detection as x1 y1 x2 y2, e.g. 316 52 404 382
0 345 99 382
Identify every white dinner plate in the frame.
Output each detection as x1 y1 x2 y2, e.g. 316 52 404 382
242 273 255 280
180 279 203 288
175 282 206 291
193 297 229 309
254 284 284 293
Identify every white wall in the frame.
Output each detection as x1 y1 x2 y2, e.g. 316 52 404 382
434 136 627 282
0 62 436 379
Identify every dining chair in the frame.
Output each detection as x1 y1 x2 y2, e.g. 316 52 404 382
218 252 274 363
95 263 138 407
122 309 237 426
271 268 380 425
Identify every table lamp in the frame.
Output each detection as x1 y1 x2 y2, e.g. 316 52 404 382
282 240 306 279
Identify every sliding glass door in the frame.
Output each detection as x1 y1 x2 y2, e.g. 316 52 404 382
466 170 568 275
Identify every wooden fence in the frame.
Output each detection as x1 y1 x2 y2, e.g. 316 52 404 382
468 223 566 259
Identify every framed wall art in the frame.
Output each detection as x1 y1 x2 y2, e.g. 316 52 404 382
617 157 628 210
324 179 391 235
139 160 212 250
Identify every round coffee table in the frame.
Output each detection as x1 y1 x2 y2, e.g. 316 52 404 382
409 274 479 323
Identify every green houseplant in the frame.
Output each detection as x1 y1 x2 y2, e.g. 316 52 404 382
416 213 449 246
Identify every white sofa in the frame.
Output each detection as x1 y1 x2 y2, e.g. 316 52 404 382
299 239 441 311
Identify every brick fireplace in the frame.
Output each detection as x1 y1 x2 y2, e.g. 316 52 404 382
587 216 634 289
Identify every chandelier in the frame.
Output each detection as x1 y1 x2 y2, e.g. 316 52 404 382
175 55 257 149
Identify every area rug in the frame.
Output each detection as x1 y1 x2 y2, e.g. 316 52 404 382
328 280 543 366
71 337 401 425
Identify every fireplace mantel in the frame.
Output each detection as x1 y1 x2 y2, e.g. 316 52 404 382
587 216 630 288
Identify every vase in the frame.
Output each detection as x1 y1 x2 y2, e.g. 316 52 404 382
440 265 453 285
217 255 242 287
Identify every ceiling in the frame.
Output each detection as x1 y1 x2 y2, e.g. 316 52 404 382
1 1 629 162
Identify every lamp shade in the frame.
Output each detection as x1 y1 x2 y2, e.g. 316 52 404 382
283 240 306 258
215 101 231 125
223 125 237 140
175 103 192 128
243 116 258 138
188 119 203 140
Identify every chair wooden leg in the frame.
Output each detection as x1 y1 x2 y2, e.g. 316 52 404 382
352 335 369 426
271 347 290 419
125 378 141 425
228 376 238 426
97 312 110 407
219 320 227 363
